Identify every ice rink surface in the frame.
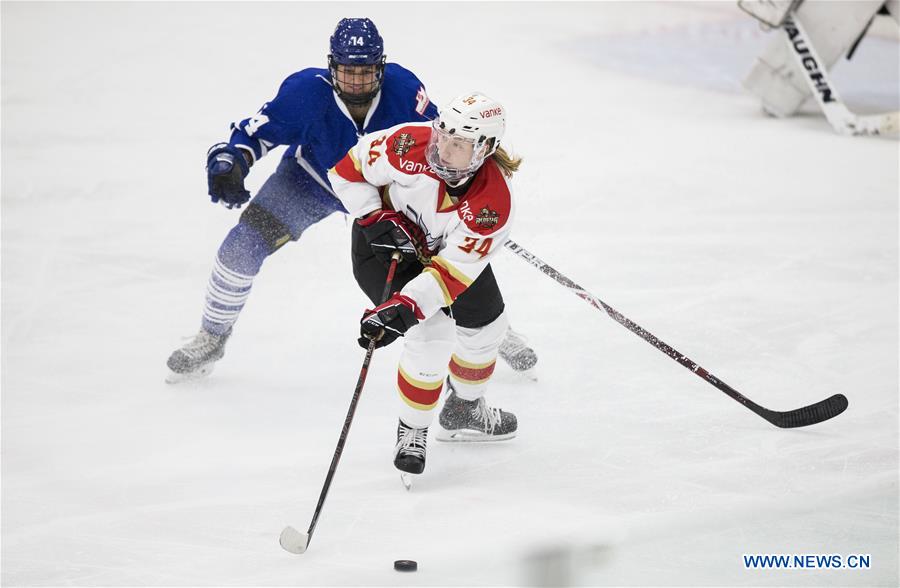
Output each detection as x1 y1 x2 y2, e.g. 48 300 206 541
2 2 898 586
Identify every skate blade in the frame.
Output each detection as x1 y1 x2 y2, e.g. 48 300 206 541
165 363 215 384
400 473 413 491
435 427 517 442
517 367 538 381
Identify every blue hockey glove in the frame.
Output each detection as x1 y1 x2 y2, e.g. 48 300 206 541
206 143 251 209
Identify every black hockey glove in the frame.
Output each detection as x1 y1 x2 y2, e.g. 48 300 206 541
359 293 423 349
357 210 427 266
206 143 251 209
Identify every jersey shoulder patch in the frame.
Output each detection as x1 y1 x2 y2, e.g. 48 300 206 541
456 161 512 235
384 123 434 176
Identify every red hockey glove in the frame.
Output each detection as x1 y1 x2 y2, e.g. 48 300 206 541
359 293 424 349
357 210 428 266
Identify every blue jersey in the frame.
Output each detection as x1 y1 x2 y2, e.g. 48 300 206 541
228 63 438 186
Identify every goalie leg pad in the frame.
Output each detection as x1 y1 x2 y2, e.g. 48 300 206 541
743 0 885 117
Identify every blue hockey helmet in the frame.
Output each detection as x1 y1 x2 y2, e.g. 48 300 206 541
328 18 386 105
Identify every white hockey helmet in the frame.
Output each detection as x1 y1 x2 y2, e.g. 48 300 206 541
426 91 506 183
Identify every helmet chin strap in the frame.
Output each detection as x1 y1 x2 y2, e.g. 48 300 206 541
340 92 374 107
445 170 479 190
330 75 378 106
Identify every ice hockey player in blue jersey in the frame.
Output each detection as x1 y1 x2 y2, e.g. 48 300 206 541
166 18 538 382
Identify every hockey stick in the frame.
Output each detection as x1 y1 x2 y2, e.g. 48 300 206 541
502 240 849 428
783 14 899 138
280 252 402 555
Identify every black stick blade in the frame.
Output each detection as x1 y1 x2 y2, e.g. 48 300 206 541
766 394 849 428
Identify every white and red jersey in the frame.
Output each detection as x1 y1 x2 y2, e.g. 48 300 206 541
329 121 515 320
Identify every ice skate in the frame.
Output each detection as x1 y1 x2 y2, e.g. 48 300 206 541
166 328 231 383
498 326 538 379
394 419 428 489
436 379 517 442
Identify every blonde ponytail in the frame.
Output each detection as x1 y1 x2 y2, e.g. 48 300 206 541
492 145 522 178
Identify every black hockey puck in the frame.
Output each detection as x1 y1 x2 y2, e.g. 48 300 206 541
394 559 417 572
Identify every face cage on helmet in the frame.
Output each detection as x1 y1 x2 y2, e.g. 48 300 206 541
328 56 386 105
425 121 494 184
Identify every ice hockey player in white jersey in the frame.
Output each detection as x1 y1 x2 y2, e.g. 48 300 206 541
329 92 519 477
